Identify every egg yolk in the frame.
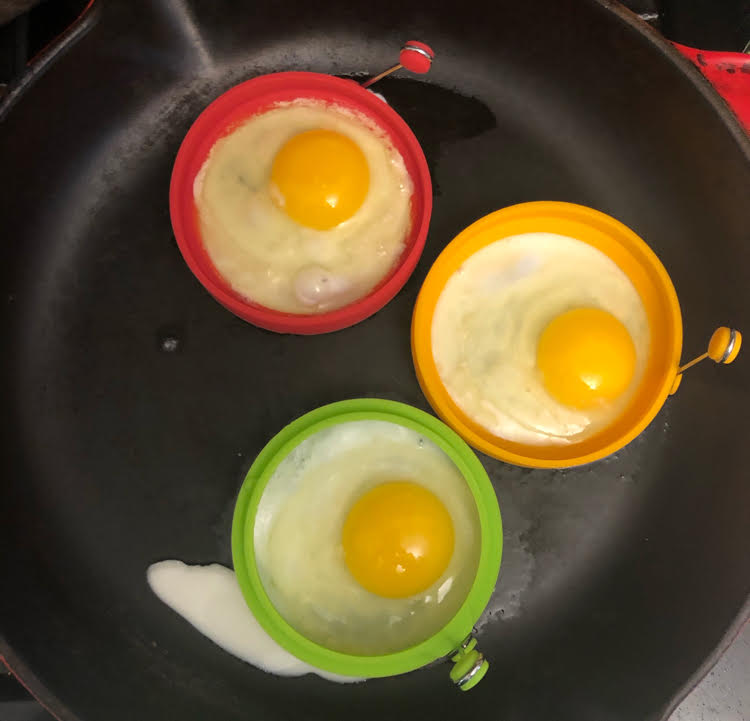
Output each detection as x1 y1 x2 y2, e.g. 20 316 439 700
270 129 370 230
341 481 455 599
537 307 637 410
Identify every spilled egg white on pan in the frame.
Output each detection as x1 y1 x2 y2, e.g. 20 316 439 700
253 419 481 656
146 560 361 682
194 100 413 315
431 232 650 445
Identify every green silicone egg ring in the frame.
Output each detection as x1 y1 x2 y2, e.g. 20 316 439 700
231 398 503 678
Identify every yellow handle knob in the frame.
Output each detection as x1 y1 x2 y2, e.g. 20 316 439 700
707 327 742 364
676 327 742 377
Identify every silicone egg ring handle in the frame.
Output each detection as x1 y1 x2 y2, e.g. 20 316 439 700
361 40 435 89
670 327 742 395
677 327 742 374
449 635 489 691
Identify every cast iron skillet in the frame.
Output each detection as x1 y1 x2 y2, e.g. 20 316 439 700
1 1 749 719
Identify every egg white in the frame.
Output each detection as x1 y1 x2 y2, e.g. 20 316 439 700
253 420 481 656
146 561 361 682
431 232 650 445
194 101 413 314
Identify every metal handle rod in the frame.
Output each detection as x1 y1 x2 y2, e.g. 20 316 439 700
677 352 709 374
361 63 403 89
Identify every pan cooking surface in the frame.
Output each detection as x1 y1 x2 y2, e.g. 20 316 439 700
1 1 749 720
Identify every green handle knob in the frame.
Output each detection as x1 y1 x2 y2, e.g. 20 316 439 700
449 637 489 691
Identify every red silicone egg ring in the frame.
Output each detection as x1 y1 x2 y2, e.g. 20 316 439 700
169 71 433 334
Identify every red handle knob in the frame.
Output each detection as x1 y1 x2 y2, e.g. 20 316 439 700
399 41 435 74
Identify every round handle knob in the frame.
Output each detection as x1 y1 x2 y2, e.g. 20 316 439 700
707 327 742 364
399 41 435 74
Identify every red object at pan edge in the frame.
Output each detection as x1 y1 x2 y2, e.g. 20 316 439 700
672 42 750 132
169 71 433 335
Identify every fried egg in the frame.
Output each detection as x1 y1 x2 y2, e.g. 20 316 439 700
253 420 481 656
194 101 413 314
431 232 650 445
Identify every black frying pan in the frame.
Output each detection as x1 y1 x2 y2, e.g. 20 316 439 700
1 1 749 719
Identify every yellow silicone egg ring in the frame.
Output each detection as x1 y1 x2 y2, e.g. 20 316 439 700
411 201 683 468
